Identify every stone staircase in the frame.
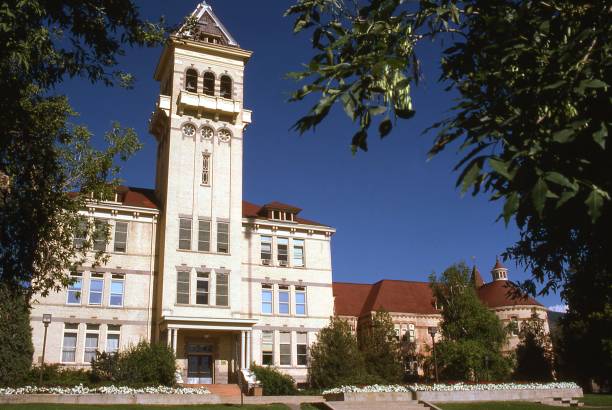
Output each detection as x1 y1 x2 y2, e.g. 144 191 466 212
187 384 242 397
538 397 584 407
324 401 435 410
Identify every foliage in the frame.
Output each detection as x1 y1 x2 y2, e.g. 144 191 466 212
400 336 424 382
286 0 611 383
430 262 512 381
358 310 403 383
251 365 298 396
307 317 369 388
514 313 554 382
90 341 176 387
0 0 164 298
0 284 33 387
27 364 91 387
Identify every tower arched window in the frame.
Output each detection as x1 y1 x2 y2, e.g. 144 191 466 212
203 72 215 96
185 69 198 93
220 75 232 99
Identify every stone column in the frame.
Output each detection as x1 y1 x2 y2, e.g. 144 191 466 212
167 328 172 347
172 328 178 354
240 331 246 369
246 330 252 368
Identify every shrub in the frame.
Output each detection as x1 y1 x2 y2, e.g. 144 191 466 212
27 364 90 387
359 310 403 383
91 341 176 386
251 365 297 395
0 285 33 387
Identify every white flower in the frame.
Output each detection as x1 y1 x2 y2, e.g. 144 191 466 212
410 382 580 392
0 384 211 396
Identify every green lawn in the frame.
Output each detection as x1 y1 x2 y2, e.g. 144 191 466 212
0 405 289 410
439 402 574 410
582 394 612 407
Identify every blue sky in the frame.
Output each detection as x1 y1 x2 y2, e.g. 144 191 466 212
58 1 563 308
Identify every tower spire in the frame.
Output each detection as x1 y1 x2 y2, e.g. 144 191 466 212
491 257 509 281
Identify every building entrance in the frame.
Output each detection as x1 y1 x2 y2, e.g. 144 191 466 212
186 343 213 384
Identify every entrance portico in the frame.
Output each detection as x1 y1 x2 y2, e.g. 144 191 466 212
161 317 257 384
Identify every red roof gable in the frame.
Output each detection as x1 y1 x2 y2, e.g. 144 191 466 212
117 186 159 209
242 200 330 227
477 280 542 308
333 282 374 316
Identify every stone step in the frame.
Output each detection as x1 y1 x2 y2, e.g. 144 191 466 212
182 383 242 397
325 401 429 410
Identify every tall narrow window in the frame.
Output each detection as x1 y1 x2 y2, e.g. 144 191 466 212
295 286 307 316
114 221 128 253
93 219 108 251
278 285 289 315
220 75 232 99
408 324 416 342
293 239 304 267
196 272 209 305
179 217 192 250
216 272 229 306
198 219 211 252
262 331 274 365
260 236 272 264
67 273 83 304
277 238 288 266
109 274 124 307
185 68 198 92
297 332 308 366
106 325 121 354
279 332 291 365
84 324 99 363
201 153 211 186
217 222 229 253
61 324 78 363
176 271 190 304
73 218 88 249
203 72 215 96
89 273 104 305
261 284 273 314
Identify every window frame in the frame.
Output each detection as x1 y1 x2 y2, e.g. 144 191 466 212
215 272 229 307
176 270 191 305
196 272 210 305
109 274 125 307
277 238 288 266
260 236 272 265
185 68 198 93
66 273 83 305
203 71 215 96
296 332 308 366
179 217 192 250
278 285 290 315
279 331 291 366
295 286 307 316
198 219 211 252
106 325 121 354
261 331 274 365
88 273 104 306
92 219 109 252
261 284 273 315
201 152 212 186
217 221 229 254
113 221 128 253
61 323 79 363
220 75 232 99
73 218 88 249
83 324 100 364
292 239 305 267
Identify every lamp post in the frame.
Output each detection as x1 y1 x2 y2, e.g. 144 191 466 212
428 326 439 383
39 314 52 386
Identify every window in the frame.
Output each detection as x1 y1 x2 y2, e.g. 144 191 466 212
260 236 272 264
106 325 120 354
201 153 211 185
185 68 198 92
179 217 192 250
198 219 211 252
67 273 83 304
261 284 273 314
216 272 229 306
88 273 104 305
262 331 273 365
73 218 88 248
176 271 190 304
196 272 209 305
109 274 124 307
93 219 108 251
220 75 232 99
203 72 215 96
277 238 288 266
62 324 78 363
278 285 289 315
113 222 128 253
293 239 304 267
511 316 519 336
295 286 306 316
408 324 416 342
280 332 291 365
394 325 401 341
217 222 229 253
297 332 308 366
84 324 99 363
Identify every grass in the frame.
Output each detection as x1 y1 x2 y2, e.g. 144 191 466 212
439 402 574 410
582 394 612 407
0 405 289 410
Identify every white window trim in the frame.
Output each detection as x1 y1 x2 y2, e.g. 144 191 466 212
83 325 100 364
88 273 105 306
66 274 83 305
106 325 121 354
113 221 129 253
278 285 290 316
261 284 274 315
295 287 307 316
109 274 125 308
60 324 79 364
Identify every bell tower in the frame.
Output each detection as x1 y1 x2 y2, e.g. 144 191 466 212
149 1 253 332
491 258 509 281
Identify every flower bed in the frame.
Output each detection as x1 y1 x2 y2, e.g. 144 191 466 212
410 382 581 392
0 384 211 395
323 385 411 395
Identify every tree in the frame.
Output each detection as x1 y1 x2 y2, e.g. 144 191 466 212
400 335 423 382
0 284 34 387
286 0 611 384
430 262 512 381
0 1 164 298
358 309 403 383
514 313 554 382
308 317 369 388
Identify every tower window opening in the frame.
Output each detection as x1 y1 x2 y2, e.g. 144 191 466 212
203 72 215 96
185 69 198 93
220 75 232 99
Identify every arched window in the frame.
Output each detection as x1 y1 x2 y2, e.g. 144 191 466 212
185 69 198 93
220 75 232 99
203 72 215 96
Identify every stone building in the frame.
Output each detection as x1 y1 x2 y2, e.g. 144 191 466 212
28 1 547 386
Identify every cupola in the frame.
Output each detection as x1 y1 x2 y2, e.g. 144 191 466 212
491 257 509 281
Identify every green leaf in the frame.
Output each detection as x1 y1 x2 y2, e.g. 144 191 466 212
458 159 483 193
579 79 608 89
532 178 548 217
379 118 392 138
489 158 512 180
351 130 368 153
585 189 604 222
544 172 575 189
395 109 415 119
553 129 575 143
503 192 519 225
593 122 608 149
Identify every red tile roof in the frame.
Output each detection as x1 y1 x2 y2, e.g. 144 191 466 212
117 186 159 209
261 201 303 213
471 266 485 288
333 277 542 318
493 258 506 270
242 200 330 227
